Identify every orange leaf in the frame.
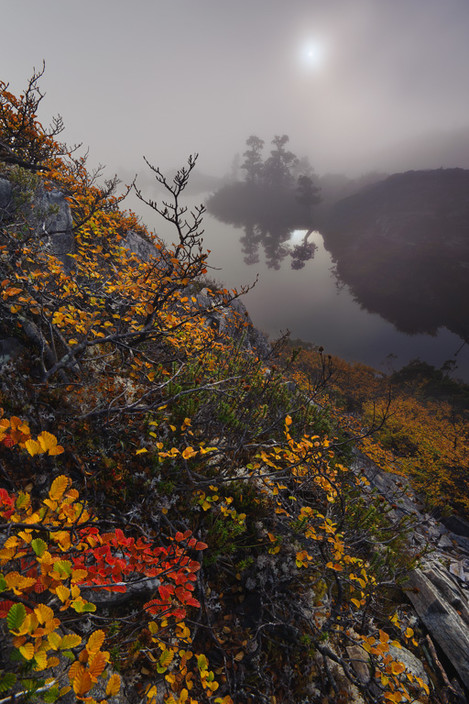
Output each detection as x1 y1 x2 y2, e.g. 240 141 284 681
182 446 197 460
106 673 121 696
73 666 92 696
390 661 406 675
88 650 108 680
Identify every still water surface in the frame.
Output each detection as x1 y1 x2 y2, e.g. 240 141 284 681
198 211 469 382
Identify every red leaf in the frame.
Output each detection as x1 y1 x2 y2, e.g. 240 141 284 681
186 596 200 608
158 584 174 601
0 600 15 618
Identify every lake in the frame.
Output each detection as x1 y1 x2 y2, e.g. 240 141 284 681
135 192 469 382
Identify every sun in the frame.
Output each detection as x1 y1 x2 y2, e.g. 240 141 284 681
299 40 327 71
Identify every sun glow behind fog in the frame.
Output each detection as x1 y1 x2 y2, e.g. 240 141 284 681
299 40 327 71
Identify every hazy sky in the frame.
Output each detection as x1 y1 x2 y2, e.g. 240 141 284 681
4 0 469 179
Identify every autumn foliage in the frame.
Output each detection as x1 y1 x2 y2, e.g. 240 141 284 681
0 68 450 703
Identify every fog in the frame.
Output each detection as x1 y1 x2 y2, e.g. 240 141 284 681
4 0 469 181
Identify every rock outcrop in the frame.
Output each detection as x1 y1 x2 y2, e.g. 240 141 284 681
354 449 469 693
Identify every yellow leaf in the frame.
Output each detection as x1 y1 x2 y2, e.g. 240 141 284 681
56 584 71 602
106 673 121 696
33 650 48 670
18 530 33 544
25 439 42 456
135 448 148 455
87 629 105 654
71 569 88 583
48 632 62 650
61 634 82 649
49 475 70 501
146 685 158 700
5 572 36 595
34 603 54 624
38 432 64 456
19 642 35 660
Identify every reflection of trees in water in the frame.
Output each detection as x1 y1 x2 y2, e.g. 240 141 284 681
240 224 317 270
206 135 321 270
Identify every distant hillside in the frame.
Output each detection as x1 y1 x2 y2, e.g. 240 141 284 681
321 168 469 341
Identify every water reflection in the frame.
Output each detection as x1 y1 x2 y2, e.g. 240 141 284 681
200 213 469 382
239 225 317 269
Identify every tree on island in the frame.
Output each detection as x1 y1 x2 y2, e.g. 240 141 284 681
207 135 321 269
241 135 265 183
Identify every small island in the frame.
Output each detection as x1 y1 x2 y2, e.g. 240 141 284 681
206 135 321 269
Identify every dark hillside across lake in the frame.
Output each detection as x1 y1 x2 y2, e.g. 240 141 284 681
321 168 469 343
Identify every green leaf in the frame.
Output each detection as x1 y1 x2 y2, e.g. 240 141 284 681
0 573 7 592
0 673 17 693
62 650 75 661
197 653 208 671
19 679 39 693
52 560 72 578
43 686 60 703
31 538 47 557
7 603 26 631
71 599 96 614
15 492 28 509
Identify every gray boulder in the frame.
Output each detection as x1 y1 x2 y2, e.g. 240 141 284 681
32 184 74 267
122 229 159 262
404 562 469 690
0 177 12 211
